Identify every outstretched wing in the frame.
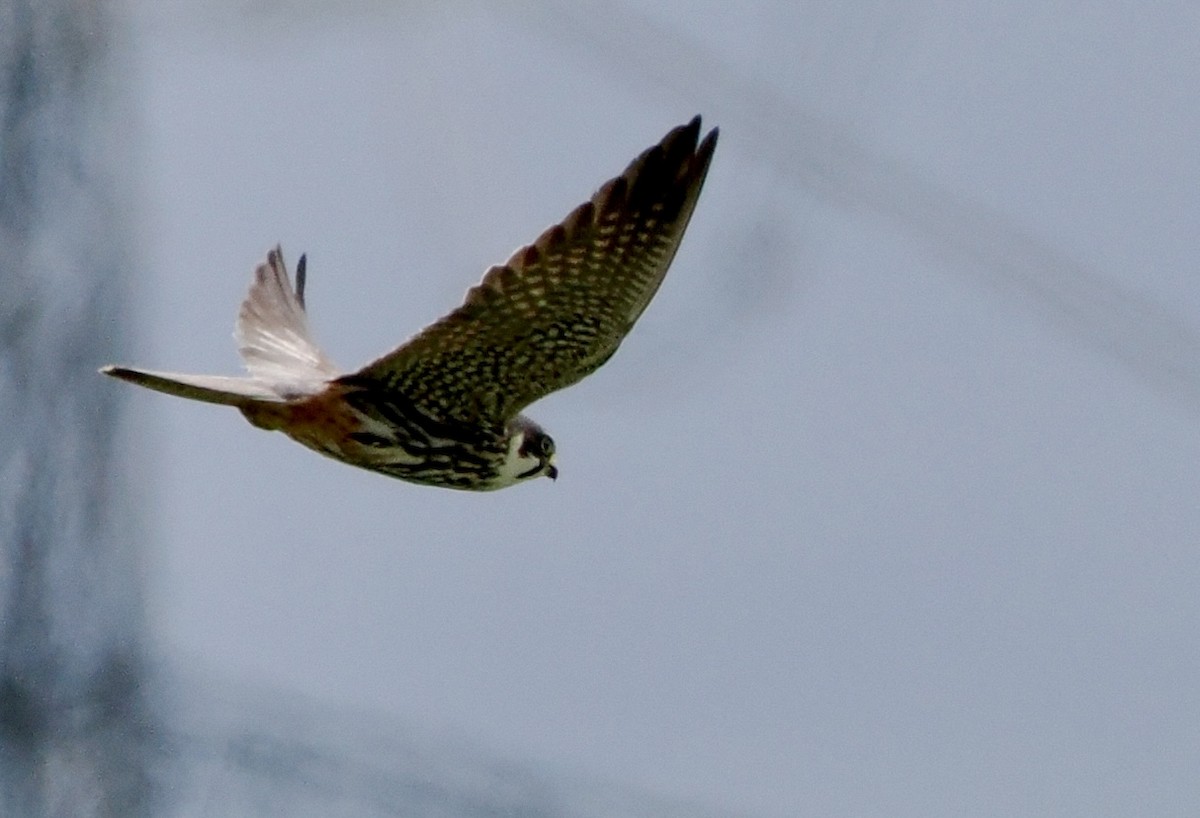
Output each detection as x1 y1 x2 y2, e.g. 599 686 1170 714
343 116 718 427
236 246 340 394
100 366 286 405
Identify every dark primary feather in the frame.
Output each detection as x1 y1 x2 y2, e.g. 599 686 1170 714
344 116 718 427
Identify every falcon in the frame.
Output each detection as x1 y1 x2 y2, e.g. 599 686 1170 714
102 117 718 490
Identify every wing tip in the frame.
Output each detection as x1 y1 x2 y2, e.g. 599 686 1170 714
672 114 718 181
661 115 717 157
100 364 133 380
499 117 718 271
622 115 718 194
99 364 163 389
696 121 719 166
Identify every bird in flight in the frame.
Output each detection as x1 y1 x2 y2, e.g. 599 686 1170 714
103 117 718 490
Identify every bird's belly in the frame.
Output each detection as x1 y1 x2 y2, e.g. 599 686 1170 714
240 387 507 489
241 388 369 461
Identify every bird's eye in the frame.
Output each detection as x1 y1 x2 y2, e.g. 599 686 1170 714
540 435 555 456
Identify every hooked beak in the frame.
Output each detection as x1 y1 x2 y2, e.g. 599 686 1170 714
546 460 558 481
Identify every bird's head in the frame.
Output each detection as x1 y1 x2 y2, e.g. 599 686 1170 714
501 415 558 486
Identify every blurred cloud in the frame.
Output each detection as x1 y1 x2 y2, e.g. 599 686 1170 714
1 1 151 815
153 671 738 818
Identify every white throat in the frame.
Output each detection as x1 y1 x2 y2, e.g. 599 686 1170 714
490 430 545 489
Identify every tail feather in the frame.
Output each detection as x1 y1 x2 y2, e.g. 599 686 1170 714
102 246 339 407
100 366 284 406
236 246 339 392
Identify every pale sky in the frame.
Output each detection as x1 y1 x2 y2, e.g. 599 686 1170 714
119 3 1200 816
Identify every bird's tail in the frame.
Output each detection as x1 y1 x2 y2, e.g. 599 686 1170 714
102 246 341 407
235 246 339 392
100 366 285 406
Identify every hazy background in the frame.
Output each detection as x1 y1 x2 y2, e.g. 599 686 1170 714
8 1 1198 816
